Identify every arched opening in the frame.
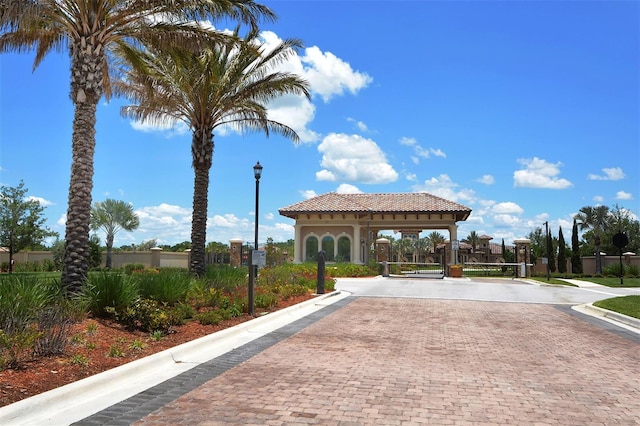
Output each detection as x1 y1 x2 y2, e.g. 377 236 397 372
337 236 351 262
305 236 318 261
322 236 335 261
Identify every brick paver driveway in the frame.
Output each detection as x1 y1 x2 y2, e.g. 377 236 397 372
133 297 640 425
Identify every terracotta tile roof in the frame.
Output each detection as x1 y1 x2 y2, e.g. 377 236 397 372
279 192 472 217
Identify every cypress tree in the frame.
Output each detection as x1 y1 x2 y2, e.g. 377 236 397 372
547 229 556 273
557 226 567 274
571 218 582 273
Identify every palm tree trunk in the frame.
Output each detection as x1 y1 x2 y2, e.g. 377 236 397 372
105 234 114 269
190 129 214 277
62 98 98 293
61 39 103 294
595 235 602 274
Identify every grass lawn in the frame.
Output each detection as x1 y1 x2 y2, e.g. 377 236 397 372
526 276 640 321
594 295 640 320
571 276 640 288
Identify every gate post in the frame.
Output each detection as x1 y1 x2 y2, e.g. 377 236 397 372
317 250 326 294
514 239 531 278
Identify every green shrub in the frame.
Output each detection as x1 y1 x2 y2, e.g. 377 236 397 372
123 263 145 274
603 263 640 278
171 302 195 321
138 269 193 304
0 327 42 368
603 263 624 277
195 310 223 325
107 298 174 333
82 271 139 317
188 285 227 309
255 293 278 309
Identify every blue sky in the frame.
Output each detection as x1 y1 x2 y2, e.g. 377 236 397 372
1 0 638 248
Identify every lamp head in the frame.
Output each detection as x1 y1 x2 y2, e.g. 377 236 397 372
253 161 263 180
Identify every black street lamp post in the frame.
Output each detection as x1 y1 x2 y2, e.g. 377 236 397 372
248 161 262 316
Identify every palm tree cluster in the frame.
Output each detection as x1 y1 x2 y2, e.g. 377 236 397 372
1 1 310 291
574 204 639 274
385 232 446 263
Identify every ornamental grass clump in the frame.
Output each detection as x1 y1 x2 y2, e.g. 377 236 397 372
137 269 194 305
82 271 139 317
0 275 70 368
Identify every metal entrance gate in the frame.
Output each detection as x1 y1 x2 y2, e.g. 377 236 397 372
383 261 445 279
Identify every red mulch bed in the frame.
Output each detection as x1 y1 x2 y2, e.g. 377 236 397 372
0 293 316 407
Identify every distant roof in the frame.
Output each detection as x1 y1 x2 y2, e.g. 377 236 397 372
279 192 472 220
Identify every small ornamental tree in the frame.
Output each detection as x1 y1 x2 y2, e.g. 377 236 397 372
0 181 55 272
91 199 139 269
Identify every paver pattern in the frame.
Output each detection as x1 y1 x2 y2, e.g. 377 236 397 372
134 298 640 425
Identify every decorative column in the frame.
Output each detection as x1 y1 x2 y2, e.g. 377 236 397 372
514 238 531 277
353 224 362 264
229 239 243 268
376 238 390 262
293 224 302 263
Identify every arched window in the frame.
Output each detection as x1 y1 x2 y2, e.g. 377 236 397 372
305 236 318 261
322 235 336 262
337 236 351 262
322 236 335 261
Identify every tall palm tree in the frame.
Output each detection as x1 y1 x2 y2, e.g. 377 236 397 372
0 0 276 293
463 231 480 254
91 199 140 268
574 205 610 274
414 236 431 263
116 28 311 276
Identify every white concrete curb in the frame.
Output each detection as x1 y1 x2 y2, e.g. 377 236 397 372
0 290 351 426
572 303 640 335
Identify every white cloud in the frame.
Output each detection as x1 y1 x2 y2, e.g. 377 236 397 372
399 137 445 163
347 117 369 132
405 172 417 182
208 213 247 229
492 202 524 215
412 174 476 204
336 183 363 194
476 174 495 185
513 157 573 189
301 46 373 102
492 214 521 227
593 195 604 202
316 133 398 184
266 94 319 143
300 190 317 199
399 137 417 146
130 117 190 137
616 190 633 200
26 195 53 207
587 167 625 181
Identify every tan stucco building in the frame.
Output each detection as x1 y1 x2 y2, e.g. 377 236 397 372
279 192 472 264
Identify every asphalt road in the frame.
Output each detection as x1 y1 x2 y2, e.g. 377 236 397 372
335 276 640 305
